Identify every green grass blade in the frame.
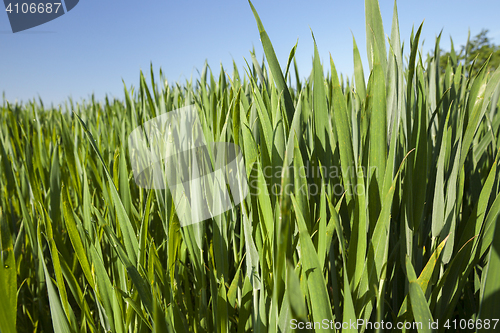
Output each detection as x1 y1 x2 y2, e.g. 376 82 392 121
365 0 387 74
352 34 367 102
62 186 94 286
38 241 73 333
312 32 332 168
0 208 17 333
248 0 295 124
330 56 356 205
406 257 434 333
291 195 334 330
74 112 139 265
478 215 500 329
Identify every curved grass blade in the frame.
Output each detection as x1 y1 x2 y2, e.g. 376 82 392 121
406 257 433 333
74 112 138 265
248 0 295 124
291 195 334 330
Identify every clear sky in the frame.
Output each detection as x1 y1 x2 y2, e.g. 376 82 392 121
2 0 500 106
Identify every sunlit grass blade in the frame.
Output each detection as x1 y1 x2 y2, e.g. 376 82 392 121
248 0 295 123
365 0 387 73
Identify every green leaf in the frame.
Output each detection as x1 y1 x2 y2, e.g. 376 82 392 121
62 186 94 286
75 112 139 265
365 0 387 74
291 195 334 330
398 237 448 320
406 257 434 333
353 34 367 102
287 262 306 320
0 208 16 333
248 0 295 124
478 215 500 329
312 32 332 167
330 56 356 205
38 240 73 333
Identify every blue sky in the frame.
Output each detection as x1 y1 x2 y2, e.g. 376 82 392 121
2 0 500 106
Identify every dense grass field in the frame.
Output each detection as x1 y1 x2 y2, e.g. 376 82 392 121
2 0 500 332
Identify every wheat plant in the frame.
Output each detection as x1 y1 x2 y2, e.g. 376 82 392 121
1 0 500 332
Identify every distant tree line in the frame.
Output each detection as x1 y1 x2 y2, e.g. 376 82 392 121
440 29 500 77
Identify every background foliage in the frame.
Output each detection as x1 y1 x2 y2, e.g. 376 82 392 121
440 29 500 77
